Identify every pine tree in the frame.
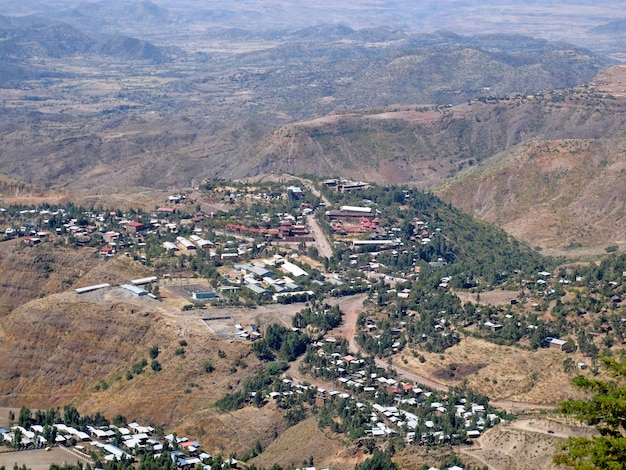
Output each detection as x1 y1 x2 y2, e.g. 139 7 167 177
554 354 626 468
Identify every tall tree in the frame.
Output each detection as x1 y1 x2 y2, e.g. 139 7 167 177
554 354 626 469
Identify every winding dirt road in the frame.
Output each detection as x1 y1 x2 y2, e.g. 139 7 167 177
331 294 557 412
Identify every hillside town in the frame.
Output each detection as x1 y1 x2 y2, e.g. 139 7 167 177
1 177 625 470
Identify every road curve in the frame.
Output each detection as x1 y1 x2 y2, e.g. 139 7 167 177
335 294 558 412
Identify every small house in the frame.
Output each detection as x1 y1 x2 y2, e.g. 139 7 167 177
126 221 145 233
543 337 567 350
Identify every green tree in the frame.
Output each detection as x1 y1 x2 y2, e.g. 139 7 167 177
554 354 626 468
12 428 22 449
63 404 81 427
563 357 575 374
203 360 215 373
355 450 398 470
18 407 31 428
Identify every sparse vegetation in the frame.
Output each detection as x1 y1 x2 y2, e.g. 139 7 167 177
0 9 625 465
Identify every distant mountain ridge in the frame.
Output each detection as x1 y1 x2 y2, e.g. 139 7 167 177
0 14 173 82
245 77 625 184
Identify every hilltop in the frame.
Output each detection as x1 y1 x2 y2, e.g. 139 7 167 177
0 286 283 455
435 66 626 252
249 68 626 184
0 24 608 192
243 66 626 250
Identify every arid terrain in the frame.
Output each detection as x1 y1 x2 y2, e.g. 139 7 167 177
1 2 626 469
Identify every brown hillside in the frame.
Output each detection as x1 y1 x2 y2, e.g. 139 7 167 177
0 174 38 198
250 417 351 470
0 288 283 455
0 242 98 315
434 64 626 252
436 137 626 251
0 243 152 316
246 67 626 191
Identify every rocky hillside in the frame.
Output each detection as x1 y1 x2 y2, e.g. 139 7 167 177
435 66 626 251
242 66 626 250
0 24 609 190
248 67 626 184
0 13 173 83
436 137 626 252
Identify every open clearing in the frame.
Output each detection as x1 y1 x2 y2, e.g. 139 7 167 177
0 448 83 470
458 418 597 470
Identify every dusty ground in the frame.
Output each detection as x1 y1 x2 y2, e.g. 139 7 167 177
454 288 519 307
0 448 83 470
401 336 588 404
458 417 597 470
593 65 626 98
250 416 353 470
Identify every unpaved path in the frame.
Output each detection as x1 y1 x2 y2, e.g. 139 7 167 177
490 400 556 413
374 358 449 392
330 295 560 411
510 418 596 438
457 439 497 470
307 213 333 258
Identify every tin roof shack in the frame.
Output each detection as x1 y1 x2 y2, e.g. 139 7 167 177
190 234 213 249
122 284 149 297
326 205 375 219
287 185 303 199
192 290 217 300
483 321 503 332
75 283 111 294
543 337 567 350
338 181 372 192
245 283 272 297
131 276 158 285
176 236 196 251
280 261 308 277
163 241 179 251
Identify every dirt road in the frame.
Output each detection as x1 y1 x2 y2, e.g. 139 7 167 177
330 295 559 411
331 294 450 391
490 400 556 413
375 358 449 392
306 214 333 259
509 418 594 438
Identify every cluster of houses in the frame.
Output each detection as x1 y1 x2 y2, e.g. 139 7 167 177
163 234 214 253
1 207 64 241
230 255 317 301
306 344 497 445
0 193 218 258
0 421 233 468
326 207 439 272
224 218 313 244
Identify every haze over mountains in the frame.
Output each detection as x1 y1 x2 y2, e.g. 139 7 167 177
1 1 624 57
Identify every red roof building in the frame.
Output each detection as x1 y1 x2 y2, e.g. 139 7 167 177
126 221 145 233
100 246 114 255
